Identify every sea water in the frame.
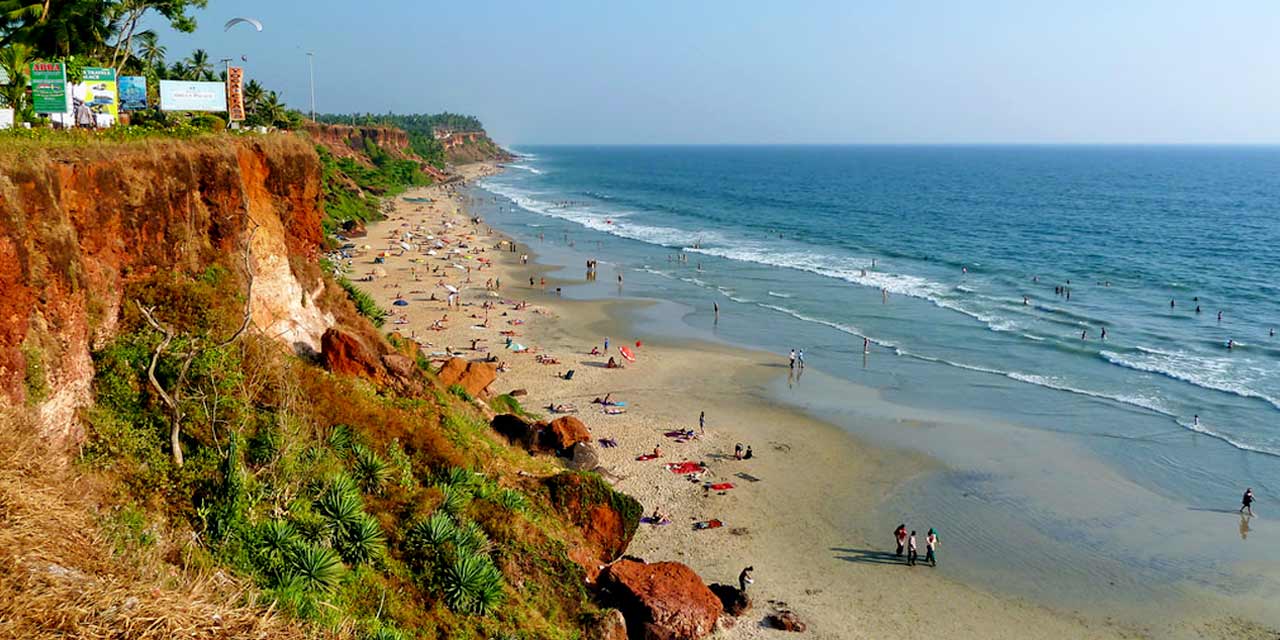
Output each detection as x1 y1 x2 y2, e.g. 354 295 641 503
472 145 1280 622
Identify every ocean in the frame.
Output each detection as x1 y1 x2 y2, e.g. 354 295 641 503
473 145 1280 620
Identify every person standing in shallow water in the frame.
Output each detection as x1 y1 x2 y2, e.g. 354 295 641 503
1241 488 1255 516
925 528 939 567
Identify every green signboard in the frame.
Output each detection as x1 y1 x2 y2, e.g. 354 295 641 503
30 61 68 114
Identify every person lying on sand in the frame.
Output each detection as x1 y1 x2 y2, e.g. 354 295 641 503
606 357 623 369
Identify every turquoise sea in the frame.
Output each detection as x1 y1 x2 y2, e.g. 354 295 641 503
472 146 1280 622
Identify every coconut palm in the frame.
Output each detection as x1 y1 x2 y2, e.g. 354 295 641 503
0 42 32 119
258 90 287 126
0 0 112 57
182 48 212 80
134 29 165 73
242 78 264 114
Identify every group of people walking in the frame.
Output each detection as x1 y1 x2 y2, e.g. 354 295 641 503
894 524 938 567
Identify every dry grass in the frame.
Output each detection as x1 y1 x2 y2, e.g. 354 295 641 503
0 406 327 640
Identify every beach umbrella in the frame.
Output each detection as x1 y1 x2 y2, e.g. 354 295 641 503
443 284 459 294
427 250 437 256
619 346 636 363
393 299 409 307
452 264 467 271
399 242 412 251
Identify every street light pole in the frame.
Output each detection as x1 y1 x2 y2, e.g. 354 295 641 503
306 52 316 121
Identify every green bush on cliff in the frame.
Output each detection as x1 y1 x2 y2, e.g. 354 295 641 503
337 277 388 327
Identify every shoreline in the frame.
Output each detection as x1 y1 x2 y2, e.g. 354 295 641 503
340 163 1268 639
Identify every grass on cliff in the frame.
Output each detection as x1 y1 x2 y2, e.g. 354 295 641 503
66 261 630 638
316 142 431 236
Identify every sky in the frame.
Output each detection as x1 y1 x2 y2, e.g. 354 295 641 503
150 1 1280 145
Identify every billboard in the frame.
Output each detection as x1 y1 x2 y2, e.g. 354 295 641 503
30 61 69 114
159 80 227 112
226 67 245 121
119 75 147 111
74 67 118 122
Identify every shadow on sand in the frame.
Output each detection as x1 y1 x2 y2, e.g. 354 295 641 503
830 547 906 566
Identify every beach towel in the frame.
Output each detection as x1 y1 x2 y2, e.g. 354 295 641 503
604 407 626 415
693 519 723 531
639 517 672 526
635 454 659 461
664 430 695 438
667 461 703 475
709 482 735 491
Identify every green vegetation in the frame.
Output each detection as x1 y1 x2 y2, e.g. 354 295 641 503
19 341 48 406
315 113 488 169
317 143 430 235
337 276 388 327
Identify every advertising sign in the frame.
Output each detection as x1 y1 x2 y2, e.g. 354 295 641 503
119 75 147 111
75 67 119 122
159 80 227 112
226 66 245 121
30 62 69 114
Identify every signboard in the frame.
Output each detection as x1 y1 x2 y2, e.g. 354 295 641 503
119 75 147 111
75 67 118 123
226 66 245 121
159 80 227 112
30 62 69 114
0 108 13 129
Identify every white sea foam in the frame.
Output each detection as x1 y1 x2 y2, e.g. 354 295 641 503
1100 349 1280 411
767 291 793 298
506 163 545 175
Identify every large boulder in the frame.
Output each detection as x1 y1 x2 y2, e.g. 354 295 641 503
491 413 537 448
436 357 497 398
542 415 591 453
765 611 807 632
546 472 642 579
709 583 752 617
567 441 600 471
321 328 384 381
584 608 629 640
600 558 723 640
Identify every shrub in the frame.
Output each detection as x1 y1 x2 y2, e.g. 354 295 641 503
337 277 388 327
447 384 472 402
350 445 390 494
437 484 471 517
336 514 386 566
288 544 345 594
386 439 416 490
443 551 505 616
495 489 529 514
407 511 457 550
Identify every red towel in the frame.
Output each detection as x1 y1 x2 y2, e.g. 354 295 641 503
667 461 703 474
693 519 723 530
709 482 734 491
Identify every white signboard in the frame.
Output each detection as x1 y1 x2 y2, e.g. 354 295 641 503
0 108 13 129
159 80 227 112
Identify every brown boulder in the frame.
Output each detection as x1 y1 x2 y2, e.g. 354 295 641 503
709 583 752 617
436 357 498 398
542 415 591 452
567 441 600 471
584 608 628 640
600 558 722 640
321 328 384 381
382 353 417 379
491 413 536 447
765 611 806 632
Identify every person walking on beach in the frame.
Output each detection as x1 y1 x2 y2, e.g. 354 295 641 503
1241 488 1255 516
713 301 719 324
894 524 908 557
925 528 939 567
738 566 754 594
789 349 797 370
604 337 610 353
797 349 805 368
907 531 919 566
699 410 706 435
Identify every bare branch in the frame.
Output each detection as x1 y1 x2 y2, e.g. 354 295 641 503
217 228 257 349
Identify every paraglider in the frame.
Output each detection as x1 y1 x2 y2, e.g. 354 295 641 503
224 17 264 32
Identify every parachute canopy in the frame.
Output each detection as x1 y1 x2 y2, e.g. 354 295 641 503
224 17 263 32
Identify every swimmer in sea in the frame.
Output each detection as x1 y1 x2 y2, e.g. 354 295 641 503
1023 296 1029 305
1081 329 1087 340
1171 299 1176 308
1227 339 1234 350
1101 326 1107 340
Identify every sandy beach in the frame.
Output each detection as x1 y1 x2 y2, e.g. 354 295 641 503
335 163 1271 640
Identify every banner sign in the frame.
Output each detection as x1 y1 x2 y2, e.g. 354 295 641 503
226 66 245 121
119 75 147 111
30 62 69 114
75 67 119 122
159 80 227 111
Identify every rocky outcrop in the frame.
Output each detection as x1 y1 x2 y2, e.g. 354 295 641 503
765 610 807 632
304 122 415 166
567 441 600 471
584 608 629 640
322 328 383 381
600 559 722 640
544 415 590 452
546 471 642 579
0 135 325 443
709 583 751 617
436 357 497 399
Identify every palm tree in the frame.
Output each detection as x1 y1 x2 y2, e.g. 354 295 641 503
182 48 212 81
0 43 33 119
134 29 165 73
0 0 112 57
259 91 286 127
242 79 264 115
167 60 187 80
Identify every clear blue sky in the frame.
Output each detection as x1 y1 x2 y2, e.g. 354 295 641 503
151 1 1280 145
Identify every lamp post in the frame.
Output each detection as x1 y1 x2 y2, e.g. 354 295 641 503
306 51 316 121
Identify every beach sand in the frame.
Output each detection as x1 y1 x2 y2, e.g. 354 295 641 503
336 163 1269 639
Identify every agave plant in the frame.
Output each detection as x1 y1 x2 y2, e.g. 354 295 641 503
455 520 491 557
443 551 505 615
495 488 529 514
288 544 345 594
327 424 356 453
317 482 364 535
408 511 458 550
336 514 385 566
438 466 479 491
351 445 390 494
437 484 472 517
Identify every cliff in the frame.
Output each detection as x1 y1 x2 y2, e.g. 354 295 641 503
438 129 514 165
303 122 416 166
0 135 333 444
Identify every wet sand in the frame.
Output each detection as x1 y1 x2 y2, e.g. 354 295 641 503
337 163 1270 639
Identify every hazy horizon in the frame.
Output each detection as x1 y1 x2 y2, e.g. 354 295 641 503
153 1 1280 146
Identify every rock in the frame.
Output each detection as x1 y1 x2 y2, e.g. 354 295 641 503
546 472 642 579
567 441 600 471
341 219 367 237
600 558 722 640
321 328 383 381
542 415 591 453
765 611 807 632
709 583 752 617
436 357 498 398
491 413 536 447
381 353 417 380
584 608 629 640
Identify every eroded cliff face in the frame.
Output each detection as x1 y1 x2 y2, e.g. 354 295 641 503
302 122 415 164
0 135 334 443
